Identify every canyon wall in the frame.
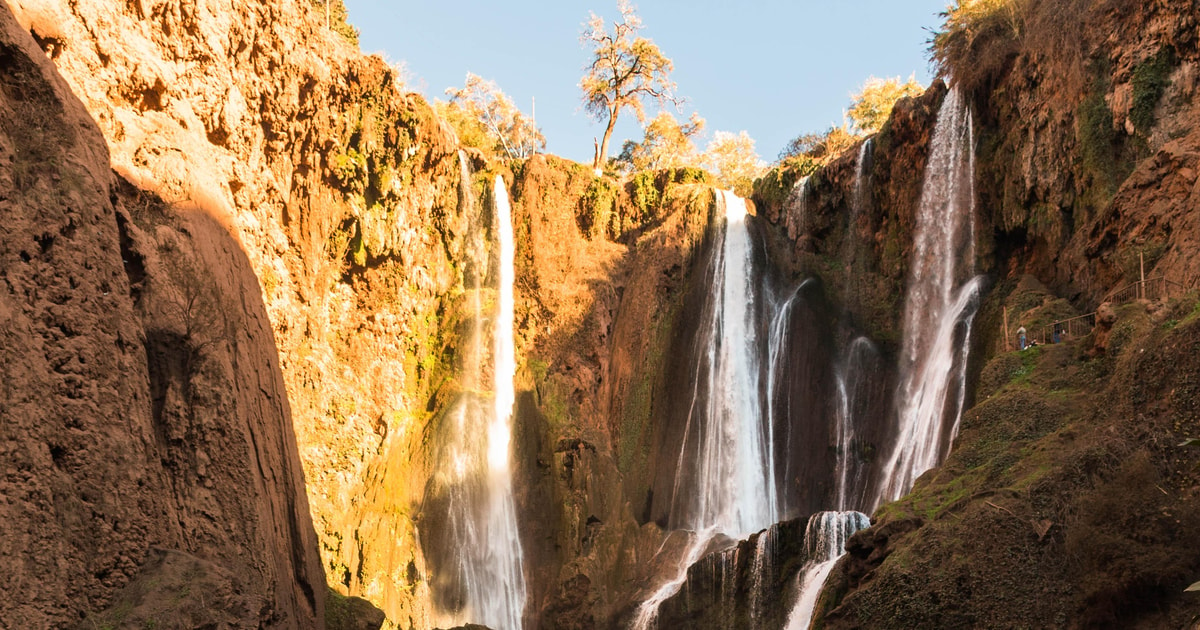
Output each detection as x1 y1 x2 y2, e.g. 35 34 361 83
0 3 324 626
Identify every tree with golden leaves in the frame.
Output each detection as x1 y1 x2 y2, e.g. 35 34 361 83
847 75 925 135
616 111 705 173
580 0 677 170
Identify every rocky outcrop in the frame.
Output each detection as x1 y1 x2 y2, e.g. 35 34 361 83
0 2 323 626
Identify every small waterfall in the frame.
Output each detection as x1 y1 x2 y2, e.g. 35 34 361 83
633 190 778 629
765 282 806 519
784 176 810 242
873 88 984 507
833 337 877 512
748 523 779 622
851 138 874 217
784 511 871 630
429 170 527 630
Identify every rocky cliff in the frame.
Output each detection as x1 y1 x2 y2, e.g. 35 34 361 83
748 1 1200 627
7 0 471 623
0 2 324 626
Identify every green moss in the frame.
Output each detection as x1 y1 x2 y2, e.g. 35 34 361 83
330 148 367 193
1129 48 1174 133
580 177 617 240
630 171 660 222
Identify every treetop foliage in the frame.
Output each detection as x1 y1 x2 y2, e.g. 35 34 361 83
615 111 705 173
702 131 766 197
580 0 677 167
848 75 925 135
777 74 925 173
440 73 545 160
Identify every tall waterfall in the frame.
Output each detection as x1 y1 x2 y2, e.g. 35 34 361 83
481 175 527 630
429 169 527 630
873 88 984 507
632 190 777 629
670 189 777 535
784 511 871 630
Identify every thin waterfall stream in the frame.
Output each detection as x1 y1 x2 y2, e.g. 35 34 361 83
427 165 527 630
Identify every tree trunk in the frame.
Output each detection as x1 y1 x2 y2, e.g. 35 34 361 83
596 112 618 170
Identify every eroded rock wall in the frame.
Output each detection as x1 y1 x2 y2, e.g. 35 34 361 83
0 3 323 626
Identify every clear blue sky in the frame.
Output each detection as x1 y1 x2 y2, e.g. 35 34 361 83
343 1 949 164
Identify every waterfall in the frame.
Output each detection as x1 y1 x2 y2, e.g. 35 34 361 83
851 138 874 217
784 511 871 630
765 281 807 519
670 189 777 535
873 88 984 507
748 524 778 622
480 175 527 630
428 169 527 630
784 176 810 242
833 337 877 512
632 190 777 630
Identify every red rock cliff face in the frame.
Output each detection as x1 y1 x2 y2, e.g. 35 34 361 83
0 3 324 627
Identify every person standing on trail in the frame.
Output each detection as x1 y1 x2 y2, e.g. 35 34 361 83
1017 326 1027 351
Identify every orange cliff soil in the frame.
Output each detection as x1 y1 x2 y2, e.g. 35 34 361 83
0 3 323 627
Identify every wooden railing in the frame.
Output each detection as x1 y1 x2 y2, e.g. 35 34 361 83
1033 311 1097 346
1008 275 1191 351
1102 276 1187 304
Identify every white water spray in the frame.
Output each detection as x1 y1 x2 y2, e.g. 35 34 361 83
784 511 871 630
873 88 984 507
434 172 527 630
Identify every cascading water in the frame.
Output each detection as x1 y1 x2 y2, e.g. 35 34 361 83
780 90 983 630
765 280 809 518
482 175 528 630
784 176 811 242
632 190 778 630
873 88 984 507
832 337 878 512
784 511 871 630
428 168 527 630
851 138 874 217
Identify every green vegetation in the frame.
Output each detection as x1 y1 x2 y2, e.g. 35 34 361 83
310 0 359 46
615 111 704 173
930 0 1023 95
1076 69 1134 210
1129 47 1174 134
580 177 618 239
701 130 765 197
629 171 660 220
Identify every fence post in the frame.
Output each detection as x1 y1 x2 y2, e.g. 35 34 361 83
1139 252 1145 300
1003 306 1011 351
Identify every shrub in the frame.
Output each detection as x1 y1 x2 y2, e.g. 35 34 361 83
1129 48 1174 134
931 0 1024 95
